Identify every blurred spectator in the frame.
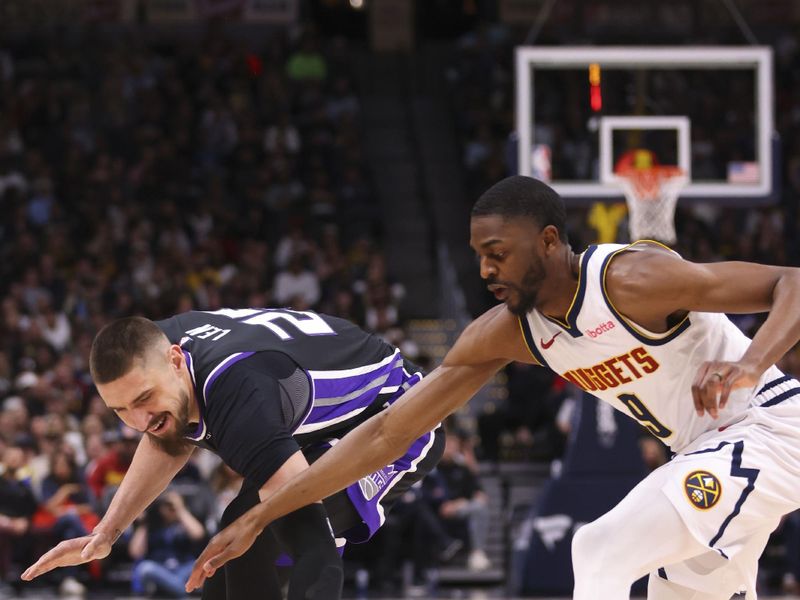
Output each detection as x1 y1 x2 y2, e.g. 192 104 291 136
87 427 139 511
209 464 243 530
33 452 99 596
286 35 327 82
0 445 35 589
263 112 301 155
433 429 491 572
129 491 205 598
273 253 321 309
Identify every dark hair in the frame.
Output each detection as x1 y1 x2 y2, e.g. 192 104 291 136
471 175 568 242
90 317 166 384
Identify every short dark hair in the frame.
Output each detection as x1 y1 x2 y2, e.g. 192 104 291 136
90 317 167 384
471 175 568 242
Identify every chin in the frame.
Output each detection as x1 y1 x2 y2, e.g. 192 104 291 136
147 431 192 457
506 294 537 317
505 300 528 317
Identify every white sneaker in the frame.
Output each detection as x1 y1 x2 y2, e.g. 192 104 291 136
467 549 491 571
59 576 86 597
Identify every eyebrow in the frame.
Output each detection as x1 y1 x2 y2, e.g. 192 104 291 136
478 239 503 249
107 388 152 412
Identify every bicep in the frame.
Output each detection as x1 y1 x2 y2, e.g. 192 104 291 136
611 251 789 316
679 261 788 313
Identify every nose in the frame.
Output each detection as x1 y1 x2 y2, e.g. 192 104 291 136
479 257 497 280
127 408 153 433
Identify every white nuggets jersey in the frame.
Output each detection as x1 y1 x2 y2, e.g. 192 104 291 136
519 242 787 453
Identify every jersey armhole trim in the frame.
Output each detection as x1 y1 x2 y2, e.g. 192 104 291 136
600 245 691 346
518 317 547 368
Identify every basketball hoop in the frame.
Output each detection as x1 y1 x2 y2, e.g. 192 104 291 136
614 149 688 245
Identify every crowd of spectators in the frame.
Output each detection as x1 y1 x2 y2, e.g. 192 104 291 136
0 25 419 596
2 10 800 598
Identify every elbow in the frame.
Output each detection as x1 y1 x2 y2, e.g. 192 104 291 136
775 267 800 299
375 410 417 463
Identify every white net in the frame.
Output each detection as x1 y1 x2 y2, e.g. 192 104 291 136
615 170 688 245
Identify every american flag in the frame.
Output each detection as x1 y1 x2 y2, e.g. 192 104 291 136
727 161 760 184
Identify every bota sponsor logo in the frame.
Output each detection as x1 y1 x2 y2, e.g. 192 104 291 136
586 320 615 338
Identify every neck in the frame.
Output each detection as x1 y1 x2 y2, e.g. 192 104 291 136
181 362 200 424
538 247 580 321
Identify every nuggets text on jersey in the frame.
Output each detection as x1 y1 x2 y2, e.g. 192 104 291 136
561 346 660 391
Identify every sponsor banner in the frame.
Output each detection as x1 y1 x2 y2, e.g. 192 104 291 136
195 0 244 18
500 0 574 26
145 0 196 22
243 0 297 24
145 0 296 23
84 0 138 21
1 0 83 27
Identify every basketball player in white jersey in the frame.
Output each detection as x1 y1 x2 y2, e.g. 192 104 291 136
185 175 800 599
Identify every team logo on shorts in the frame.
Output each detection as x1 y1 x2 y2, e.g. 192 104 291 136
684 470 722 510
357 465 396 501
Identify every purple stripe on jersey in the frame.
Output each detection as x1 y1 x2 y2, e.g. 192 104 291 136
311 355 402 399
202 351 256 401
345 428 434 543
305 368 406 424
183 351 206 440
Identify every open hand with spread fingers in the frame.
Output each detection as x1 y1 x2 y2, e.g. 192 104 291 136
691 360 762 419
21 530 113 581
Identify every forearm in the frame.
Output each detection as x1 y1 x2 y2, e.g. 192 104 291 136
742 268 800 372
247 360 506 532
94 439 193 541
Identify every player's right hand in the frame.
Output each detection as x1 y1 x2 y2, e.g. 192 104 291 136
21 531 113 581
691 360 761 419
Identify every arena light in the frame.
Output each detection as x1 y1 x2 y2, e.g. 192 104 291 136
588 63 602 112
349 0 365 9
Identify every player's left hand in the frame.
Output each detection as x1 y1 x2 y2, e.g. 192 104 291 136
185 512 262 592
691 360 761 419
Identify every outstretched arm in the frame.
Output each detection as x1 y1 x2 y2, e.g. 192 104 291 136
186 305 534 591
22 435 193 581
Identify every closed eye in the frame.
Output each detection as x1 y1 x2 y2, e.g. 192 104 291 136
109 390 152 414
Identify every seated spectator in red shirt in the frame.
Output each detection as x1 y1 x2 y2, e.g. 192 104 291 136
33 452 100 595
86 426 139 511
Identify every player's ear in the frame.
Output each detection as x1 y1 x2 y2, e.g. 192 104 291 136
540 224 561 255
168 344 184 371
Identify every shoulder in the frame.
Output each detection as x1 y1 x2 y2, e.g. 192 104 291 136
604 242 684 294
447 305 536 366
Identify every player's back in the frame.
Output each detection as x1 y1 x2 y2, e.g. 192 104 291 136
158 308 418 442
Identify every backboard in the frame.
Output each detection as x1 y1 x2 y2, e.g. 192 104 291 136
515 46 776 206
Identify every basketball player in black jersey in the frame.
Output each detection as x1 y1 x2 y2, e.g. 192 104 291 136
22 308 444 599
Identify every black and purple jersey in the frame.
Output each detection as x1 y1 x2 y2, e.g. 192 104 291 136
157 309 424 480
157 308 441 543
